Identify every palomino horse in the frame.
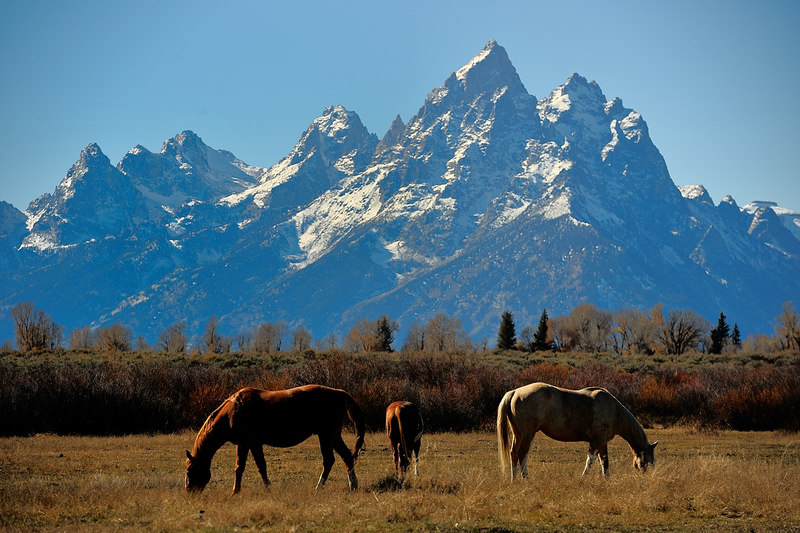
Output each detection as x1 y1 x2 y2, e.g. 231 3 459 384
497 382 657 479
385 401 424 476
185 385 365 493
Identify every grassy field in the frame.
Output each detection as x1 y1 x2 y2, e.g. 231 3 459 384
1 428 799 532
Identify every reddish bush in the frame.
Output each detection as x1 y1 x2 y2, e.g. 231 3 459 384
1 351 798 435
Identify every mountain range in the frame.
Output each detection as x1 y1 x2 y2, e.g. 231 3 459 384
2 40 799 346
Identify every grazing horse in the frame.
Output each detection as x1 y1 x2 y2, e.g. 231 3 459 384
385 401 424 477
497 382 657 480
185 385 365 494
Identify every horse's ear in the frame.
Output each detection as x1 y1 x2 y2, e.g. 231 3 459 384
186 450 194 462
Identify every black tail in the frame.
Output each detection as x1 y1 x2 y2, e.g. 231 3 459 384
344 393 365 462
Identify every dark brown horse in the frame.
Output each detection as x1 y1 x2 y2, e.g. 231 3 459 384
497 382 657 479
385 401 424 477
185 385 365 493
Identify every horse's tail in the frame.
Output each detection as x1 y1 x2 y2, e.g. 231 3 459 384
497 389 515 475
415 407 424 443
396 408 410 463
344 392 365 463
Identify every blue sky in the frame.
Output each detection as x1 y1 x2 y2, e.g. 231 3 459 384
1 0 798 212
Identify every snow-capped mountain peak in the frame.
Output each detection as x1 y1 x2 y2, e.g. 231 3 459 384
119 130 260 209
744 200 800 242
453 39 528 97
679 184 715 206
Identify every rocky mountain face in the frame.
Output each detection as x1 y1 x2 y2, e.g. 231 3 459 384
1 40 798 345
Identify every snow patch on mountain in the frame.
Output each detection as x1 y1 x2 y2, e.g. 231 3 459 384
679 184 715 206
293 172 384 266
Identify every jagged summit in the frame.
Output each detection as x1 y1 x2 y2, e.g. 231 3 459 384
55 142 115 197
452 40 528 97
721 194 739 208
423 40 532 114
376 115 406 155
679 184 715 206
306 105 373 144
161 130 209 160
540 73 608 128
72 143 111 173
118 130 259 207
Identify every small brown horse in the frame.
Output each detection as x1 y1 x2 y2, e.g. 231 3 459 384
185 385 365 493
385 401 424 476
497 382 656 479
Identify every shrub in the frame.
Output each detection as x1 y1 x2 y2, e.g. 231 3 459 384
1 349 798 436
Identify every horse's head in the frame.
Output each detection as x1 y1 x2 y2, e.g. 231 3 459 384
633 441 658 472
185 450 211 493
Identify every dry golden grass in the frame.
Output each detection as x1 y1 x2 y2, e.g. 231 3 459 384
1 428 799 532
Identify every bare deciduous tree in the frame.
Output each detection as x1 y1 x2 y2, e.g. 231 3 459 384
253 321 286 353
614 307 656 354
134 335 150 352
199 316 229 354
654 308 709 355
519 325 536 352
69 326 96 350
97 323 132 352
421 313 471 353
11 301 58 352
775 301 800 351
344 315 398 352
401 321 425 353
567 303 614 353
291 325 312 352
549 314 574 351
345 318 378 352
158 322 187 353
233 332 253 353
314 333 337 351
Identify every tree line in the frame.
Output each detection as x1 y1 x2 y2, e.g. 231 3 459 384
497 304 759 356
6 299 800 356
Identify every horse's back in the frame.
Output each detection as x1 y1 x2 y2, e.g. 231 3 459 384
227 385 353 447
508 382 608 442
386 401 422 436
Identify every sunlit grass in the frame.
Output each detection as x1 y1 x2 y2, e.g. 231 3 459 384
1 429 798 531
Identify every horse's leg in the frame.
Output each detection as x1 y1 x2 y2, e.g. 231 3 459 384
316 435 336 489
518 433 534 479
332 434 358 490
509 433 521 480
412 439 421 476
250 445 270 489
511 431 534 480
233 445 249 494
399 441 409 478
598 443 610 477
582 447 596 476
392 441 401 477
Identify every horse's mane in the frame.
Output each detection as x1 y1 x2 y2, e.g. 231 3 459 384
191 398 231 462
613 397 649 452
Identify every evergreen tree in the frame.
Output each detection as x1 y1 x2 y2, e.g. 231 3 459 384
374 315 397 352
731 323 741 347
497 311 517 350
533 309 550 351
709 312 730 354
